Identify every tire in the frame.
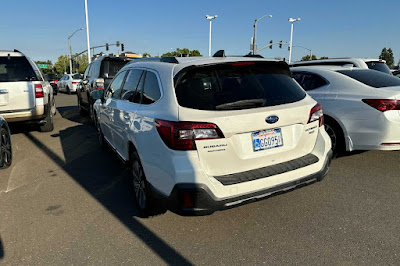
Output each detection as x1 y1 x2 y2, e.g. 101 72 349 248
0 126 12 169
324 117 345 157
130 150 158 217
67 86 71 95
89 101 95 125
96 112 107 150
77 95 86 116
39 99 55 132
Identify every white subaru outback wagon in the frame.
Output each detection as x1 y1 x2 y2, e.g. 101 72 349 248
93 54 332 216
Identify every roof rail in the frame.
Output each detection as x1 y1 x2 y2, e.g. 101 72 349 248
13 49 22 53
160 57 179 63
244 53 264 58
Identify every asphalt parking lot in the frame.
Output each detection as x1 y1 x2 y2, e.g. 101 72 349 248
1 93 400 265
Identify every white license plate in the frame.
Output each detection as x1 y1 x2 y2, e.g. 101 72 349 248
252 128 283 152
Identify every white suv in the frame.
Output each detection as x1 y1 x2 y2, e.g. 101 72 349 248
92 55 332 216
0 50 55 132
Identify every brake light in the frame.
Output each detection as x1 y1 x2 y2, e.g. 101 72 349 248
308 103 323 127
54 79 58 84
362 99 400 112
73 81 78 84
232 62 255 66
35 84 44 98
95 78 104 90
155 119 224 150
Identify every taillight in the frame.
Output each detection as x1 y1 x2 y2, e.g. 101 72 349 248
35 84 44 98
308 103 323 127
232 62 255 66
95 78 104 90
54 79 58 84
362 99 400 112
155 119 224 150
73 81 78 84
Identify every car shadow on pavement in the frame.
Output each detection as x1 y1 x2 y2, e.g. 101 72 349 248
57 106 90 125
23 123 192 265
0 236 4 259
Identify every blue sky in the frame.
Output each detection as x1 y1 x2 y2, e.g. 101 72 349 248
0 0 398 64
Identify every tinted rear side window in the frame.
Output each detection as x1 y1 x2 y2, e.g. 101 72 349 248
0 56 37 82
72 74 82 79
365 61 392 75
337 70 400 88
101 60 128 78
175 62 306 111
142 71 161 105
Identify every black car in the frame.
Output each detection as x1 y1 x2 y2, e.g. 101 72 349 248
393 70 400 78
45 73 59 95
77 56 133 122
0 116 12 169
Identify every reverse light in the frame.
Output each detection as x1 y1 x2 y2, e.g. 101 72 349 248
308 103 324 127
35 84 44 98
362 99 400 112
155 119 224 150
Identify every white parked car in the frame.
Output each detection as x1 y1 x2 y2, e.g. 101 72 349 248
291 58 392 75
92 55 332 216
291 66 400 154
57 73 82 94
0 50 55 132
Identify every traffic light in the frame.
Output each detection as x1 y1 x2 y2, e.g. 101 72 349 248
288 46 290 51
116 41 120 47
106 43 109 51
121 43 124 52
270 40 273 49
279 41 282 49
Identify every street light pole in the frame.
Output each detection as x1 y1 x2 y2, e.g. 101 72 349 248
68 28 83 74
206 15 218 57
84 0 91 64
252 14 272 55
288 18 301 64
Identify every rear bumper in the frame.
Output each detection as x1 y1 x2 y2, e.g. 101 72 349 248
165 149 332 215
0 105 45 122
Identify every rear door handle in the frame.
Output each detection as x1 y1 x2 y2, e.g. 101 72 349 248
0 89 8 94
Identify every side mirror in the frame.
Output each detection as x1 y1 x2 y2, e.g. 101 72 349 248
82 79 89 85
91 89 105 104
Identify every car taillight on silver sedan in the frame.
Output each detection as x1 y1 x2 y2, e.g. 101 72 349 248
308 103 324 127
362 99 400 112
155 119 224 150
95 78 105 90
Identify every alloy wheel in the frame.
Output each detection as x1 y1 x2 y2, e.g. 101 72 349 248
132 159 147 210
324 124 337 152
0 128 12 167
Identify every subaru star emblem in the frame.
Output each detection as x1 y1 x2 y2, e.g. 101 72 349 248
266 115 279 124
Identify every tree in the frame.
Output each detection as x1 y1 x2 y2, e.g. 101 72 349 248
35 60 54 74
74 54 88 73
161 48 202 57
320 56 329 59
301 55 317 61
142 53 151 58
379 47 394 68
54 55 69 74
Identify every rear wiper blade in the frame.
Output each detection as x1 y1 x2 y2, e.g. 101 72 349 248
215 99 266 110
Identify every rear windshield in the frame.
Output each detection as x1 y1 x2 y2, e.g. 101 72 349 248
72 74 83 79
100 60 128 78
365 61 392 75
0 56 37 82
174 62 306 111
337 69 400 88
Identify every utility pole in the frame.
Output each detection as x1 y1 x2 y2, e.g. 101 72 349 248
206 15 218 57
84 0 91 64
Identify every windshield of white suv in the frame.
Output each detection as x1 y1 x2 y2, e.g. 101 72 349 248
365 61 392 75
0 56 38 82
174 62 306 111
338 69 400 88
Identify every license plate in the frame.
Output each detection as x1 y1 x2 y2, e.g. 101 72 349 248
252 128 283 152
